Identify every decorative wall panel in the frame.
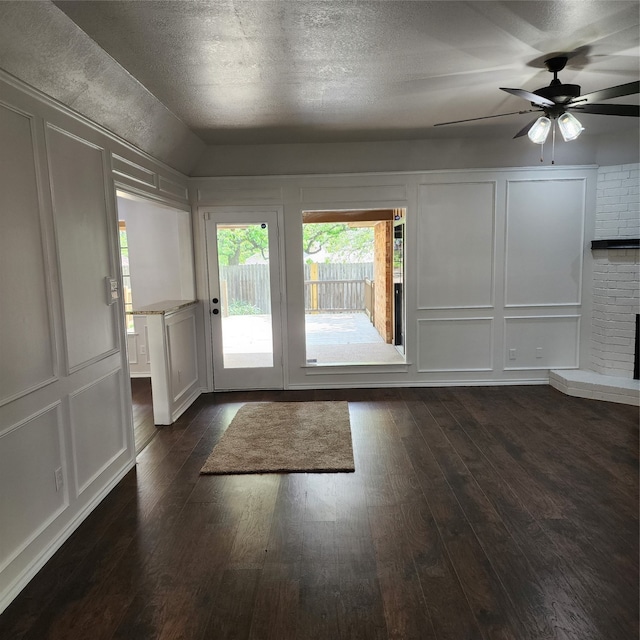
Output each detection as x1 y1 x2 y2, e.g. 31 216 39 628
111 154 156 187
0 404 66 572
504 316 580 369
0 104 56 405
159 175 188 200
505 179 585 306
47 125 118 371
418 182 495 308
69 370 126 495
167 313 198 401
417 318 493 372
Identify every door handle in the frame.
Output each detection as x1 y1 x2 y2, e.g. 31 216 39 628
212 297 219 304
212 308 220 315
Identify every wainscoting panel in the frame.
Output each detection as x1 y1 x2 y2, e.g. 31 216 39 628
505 179 585 307
504 315 580 370
167 312 199 402
418 182 495 309
0 103 57 405
0 403 66 574
417 317 493 372
68 370 127 496
47 125 119 372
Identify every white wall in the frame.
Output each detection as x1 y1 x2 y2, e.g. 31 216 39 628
191 165 596 389
190 128 638 177
0 71 190 614
117 196 194 308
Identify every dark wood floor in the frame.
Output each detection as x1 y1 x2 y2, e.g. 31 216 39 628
130 377 157 454
1 385 638 639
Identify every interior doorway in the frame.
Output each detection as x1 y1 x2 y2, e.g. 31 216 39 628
115 190 195 449
302 208 405 366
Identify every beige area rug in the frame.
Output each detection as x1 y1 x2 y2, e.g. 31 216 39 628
200 401 355 475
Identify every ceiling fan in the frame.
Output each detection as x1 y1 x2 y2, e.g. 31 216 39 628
434 56 639 142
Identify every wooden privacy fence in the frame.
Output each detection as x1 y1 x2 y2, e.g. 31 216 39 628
220 262 374 314
220 264 271 314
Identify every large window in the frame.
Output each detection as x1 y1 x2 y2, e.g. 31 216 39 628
118 220 134 332
302 209 405 366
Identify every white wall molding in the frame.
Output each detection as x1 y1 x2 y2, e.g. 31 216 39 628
190 167 596 389
504 315 581 371
1 66 139 615
504 177 586 308
417 181 496 310
0 102 59 407
0 402 67 575
417 317 494 373
112 154 158 188
68 369 128 497
45 124 120 374
0 456 134 616
0 70 190 195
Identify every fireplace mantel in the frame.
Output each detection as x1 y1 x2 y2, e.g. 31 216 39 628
591 238 640 250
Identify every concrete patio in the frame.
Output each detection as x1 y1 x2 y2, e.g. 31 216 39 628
305 312 405 365
221 311 404 367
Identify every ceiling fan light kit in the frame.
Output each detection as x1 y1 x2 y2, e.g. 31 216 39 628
527 116 551 144
434 54 639 161
557 112 584 141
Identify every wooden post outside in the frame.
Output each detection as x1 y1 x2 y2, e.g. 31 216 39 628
310 262 319 312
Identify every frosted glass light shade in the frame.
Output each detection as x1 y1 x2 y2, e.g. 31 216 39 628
527 117 551 144
558 112 584 141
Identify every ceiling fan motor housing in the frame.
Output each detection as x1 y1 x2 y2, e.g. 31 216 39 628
534 56 581 106
534 83 581 105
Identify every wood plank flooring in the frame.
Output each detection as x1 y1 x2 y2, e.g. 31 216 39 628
1 385 637 639
130 377 157 454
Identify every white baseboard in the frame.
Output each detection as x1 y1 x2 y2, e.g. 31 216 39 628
287 378 549 390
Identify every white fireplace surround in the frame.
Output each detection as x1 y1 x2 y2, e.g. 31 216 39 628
552 162 639 406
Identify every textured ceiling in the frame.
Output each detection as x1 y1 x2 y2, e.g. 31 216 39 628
51 1 640 145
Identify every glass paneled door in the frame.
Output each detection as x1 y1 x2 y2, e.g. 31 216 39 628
204 208 284 390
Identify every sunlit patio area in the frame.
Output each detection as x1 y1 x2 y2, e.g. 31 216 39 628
221 312 404 368
305 312 405 365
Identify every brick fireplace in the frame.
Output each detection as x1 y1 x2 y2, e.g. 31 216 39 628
590 163 639 378
550 162 639 405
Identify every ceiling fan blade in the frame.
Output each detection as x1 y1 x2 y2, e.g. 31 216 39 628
500 87 555 107
572 103 639 117
434 109 538 127
569 81 639 105
513 118 540 139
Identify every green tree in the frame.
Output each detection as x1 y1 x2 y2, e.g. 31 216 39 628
216 223 374 265
304 223 374 262
302 224 345 257
216 225 269 265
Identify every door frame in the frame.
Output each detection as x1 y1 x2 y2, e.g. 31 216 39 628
202 205 287 391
